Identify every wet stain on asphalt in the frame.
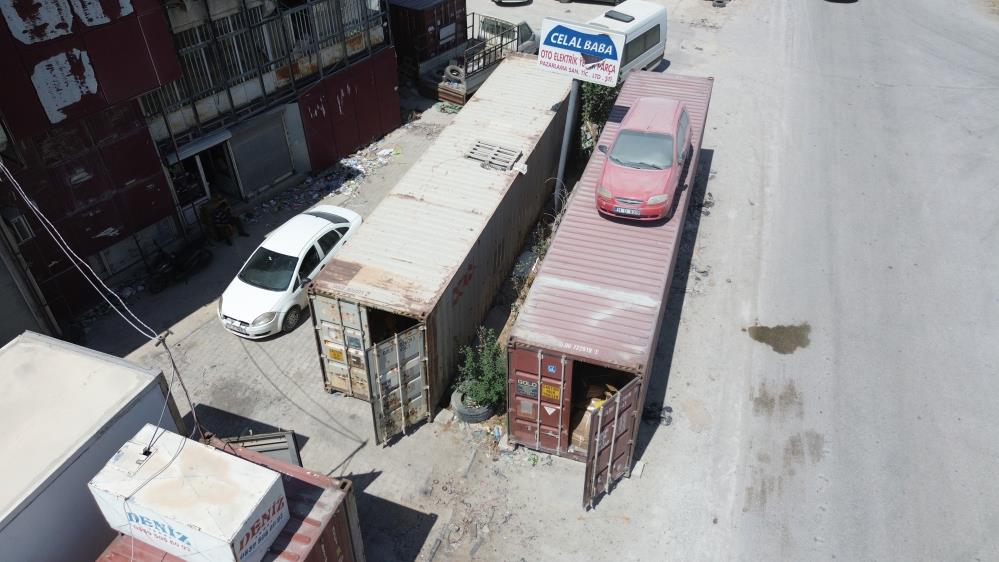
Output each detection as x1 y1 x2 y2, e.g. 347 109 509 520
745 323 811 354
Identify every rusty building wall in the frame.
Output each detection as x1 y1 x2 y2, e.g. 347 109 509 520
0 0 181 333
0 101 175 329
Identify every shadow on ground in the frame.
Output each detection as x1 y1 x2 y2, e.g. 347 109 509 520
633 148 715 462
183 404 311 450
345 471 439 562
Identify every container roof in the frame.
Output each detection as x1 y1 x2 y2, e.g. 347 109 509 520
312 54 571 318
510 72 714 372
0 332 160 527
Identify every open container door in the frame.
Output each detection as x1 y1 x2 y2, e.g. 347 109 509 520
582 376 642 509
367 324 430 444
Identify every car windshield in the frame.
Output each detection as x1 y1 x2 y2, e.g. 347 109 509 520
609 131 674 170
238 247 297 291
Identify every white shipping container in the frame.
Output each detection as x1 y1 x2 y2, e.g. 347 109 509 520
89 424 289 562
0 332 183 562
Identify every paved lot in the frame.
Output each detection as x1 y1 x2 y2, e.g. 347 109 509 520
86 0 999 560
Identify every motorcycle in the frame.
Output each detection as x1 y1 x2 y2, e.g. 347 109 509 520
147 237 213 294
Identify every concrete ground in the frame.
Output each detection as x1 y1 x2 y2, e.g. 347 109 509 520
86 0 999 560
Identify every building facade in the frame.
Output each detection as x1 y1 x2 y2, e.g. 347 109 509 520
0 0 400 338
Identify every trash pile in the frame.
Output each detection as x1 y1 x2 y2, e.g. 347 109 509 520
248 144 400 217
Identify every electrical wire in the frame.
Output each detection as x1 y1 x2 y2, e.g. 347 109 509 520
0 161 204 449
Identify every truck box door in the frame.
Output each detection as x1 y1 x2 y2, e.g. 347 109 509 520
582 376 642 509
367 324 429 444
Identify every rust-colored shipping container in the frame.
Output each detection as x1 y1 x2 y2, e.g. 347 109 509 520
507 72 714 509
95 436 365 562
388 0 467 75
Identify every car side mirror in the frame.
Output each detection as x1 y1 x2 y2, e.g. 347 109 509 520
597 145 608 154
299 277 311 288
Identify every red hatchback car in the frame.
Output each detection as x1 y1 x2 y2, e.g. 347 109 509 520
595 97 692 221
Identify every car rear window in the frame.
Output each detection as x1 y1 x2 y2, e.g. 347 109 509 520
304 211 348 224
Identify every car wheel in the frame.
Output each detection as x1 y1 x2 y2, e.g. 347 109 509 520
282 306 301 333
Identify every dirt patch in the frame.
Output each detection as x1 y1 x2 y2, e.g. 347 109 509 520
745 323 811 354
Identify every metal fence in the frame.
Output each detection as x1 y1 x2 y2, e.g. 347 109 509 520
140 0 389 144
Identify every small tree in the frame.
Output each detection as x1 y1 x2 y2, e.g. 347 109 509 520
457 327 507 408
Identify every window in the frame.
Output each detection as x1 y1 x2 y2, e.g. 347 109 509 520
9 215 33 244
439 22 456 44
336 226 350 237
678 110 690 152
297 245 322 282
239 247 298 291
623 25 661 67
317 229 342 254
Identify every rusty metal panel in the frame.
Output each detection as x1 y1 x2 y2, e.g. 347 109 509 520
62 198 127 256
84 18 160 104
86 101 144 145
117 174 174 232
0 31 50 138
138 11 181 85
366 323 428 444
18 36 107 126
325 70 361 159
51 151 109 208
100 131 161 188
509 73 715 376
372 47 401 135
298 83 338 171
582 375 641 509
347 60 382 146
507 347 573 456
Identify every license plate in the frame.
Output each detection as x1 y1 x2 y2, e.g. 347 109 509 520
225 320 247 334
613 206 642 216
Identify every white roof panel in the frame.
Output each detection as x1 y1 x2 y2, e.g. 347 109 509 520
312 54 571 317
0 332 160 525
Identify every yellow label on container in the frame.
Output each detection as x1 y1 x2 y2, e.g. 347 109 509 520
327 346 346 363
541 383 561 402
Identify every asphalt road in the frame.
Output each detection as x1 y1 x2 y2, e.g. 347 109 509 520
655 0 999 560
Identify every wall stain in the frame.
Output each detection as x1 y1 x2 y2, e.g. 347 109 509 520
752 381 776 416
745 322 811 354
805 430 826 463
778 380 804 419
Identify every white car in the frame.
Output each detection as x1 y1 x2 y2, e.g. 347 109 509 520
218 205 361 338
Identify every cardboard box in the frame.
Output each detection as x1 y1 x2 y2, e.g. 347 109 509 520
88 424 289 562
570 403 599 451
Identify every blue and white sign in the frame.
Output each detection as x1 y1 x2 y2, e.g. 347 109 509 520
537 18 626 86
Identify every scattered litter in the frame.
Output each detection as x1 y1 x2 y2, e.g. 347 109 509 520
439 102 462 114
248 142 398 218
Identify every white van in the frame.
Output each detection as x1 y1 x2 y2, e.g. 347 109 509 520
587 0 668 76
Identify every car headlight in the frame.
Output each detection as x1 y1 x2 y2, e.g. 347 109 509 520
597 185 613 199
647 194 670 205
251 312 277 327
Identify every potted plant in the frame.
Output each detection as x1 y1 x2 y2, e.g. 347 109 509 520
451 327 506 423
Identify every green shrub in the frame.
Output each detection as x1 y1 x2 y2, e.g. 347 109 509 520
457 327 507 408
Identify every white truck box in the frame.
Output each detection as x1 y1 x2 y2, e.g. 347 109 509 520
0 331 183 562
89 424 289 562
